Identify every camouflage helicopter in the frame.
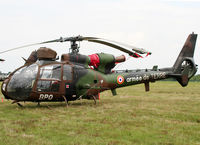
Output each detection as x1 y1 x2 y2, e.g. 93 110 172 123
0 33 198 107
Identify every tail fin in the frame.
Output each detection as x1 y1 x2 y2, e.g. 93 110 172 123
172 33 198 87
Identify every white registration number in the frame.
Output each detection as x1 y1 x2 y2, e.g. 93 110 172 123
39 94 54 100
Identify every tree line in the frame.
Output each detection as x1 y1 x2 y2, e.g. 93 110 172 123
190 74 200 81
163 74 200 82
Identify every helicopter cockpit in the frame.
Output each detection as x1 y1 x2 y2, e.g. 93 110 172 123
2 60 73 101
1 47 75 101
6 63 38 100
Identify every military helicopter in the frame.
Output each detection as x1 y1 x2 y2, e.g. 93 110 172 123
0 33 198 107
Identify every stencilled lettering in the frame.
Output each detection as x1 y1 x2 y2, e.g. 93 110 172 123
126 72 166 83
39 94 54 100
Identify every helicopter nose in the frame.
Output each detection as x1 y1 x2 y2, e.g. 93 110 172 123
6 79 35 101
3 64 38 101
6 75 34 101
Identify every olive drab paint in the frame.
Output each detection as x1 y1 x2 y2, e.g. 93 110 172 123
0 33 198 104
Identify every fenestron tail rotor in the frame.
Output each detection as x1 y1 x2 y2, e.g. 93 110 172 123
0 36 152 57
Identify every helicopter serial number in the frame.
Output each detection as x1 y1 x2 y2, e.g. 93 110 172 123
39 94 54 100
151 72 166 79
126 72 166 83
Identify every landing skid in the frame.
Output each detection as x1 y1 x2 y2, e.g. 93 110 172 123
62 95 69 107
12 100 23 107
92 95 97 105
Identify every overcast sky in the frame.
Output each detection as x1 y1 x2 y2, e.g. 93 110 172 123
0 0 200 74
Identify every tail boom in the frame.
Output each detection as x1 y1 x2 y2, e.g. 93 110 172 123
105 33 198 92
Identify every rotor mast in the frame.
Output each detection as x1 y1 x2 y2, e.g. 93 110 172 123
70 40 80 54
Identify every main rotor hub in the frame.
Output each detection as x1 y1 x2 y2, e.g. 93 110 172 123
69 40 80 54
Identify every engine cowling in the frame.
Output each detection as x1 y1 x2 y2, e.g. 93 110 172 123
61 53 126 74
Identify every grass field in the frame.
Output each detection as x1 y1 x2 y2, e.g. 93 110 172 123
0 82 200 145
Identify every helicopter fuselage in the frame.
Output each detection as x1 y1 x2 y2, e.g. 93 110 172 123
1 33 198 103
1 59 173 102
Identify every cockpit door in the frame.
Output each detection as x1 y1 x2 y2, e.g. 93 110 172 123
35 64 63 101
62 64 75 97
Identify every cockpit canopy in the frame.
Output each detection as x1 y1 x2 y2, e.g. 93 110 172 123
7 64 38 100
5 61 73 101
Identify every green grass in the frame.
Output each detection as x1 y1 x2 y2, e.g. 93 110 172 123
0 82 200 145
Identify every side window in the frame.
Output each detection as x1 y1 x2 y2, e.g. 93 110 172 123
37 64 61 92
63 65 72 81
40 64 61 80
37 80 60 92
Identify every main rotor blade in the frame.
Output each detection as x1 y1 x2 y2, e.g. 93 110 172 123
40 36 99 43
0 38 64 54
0 43 42 54
0 35 151 56
86 38 151 55
0 59 5 61
88 39 134 55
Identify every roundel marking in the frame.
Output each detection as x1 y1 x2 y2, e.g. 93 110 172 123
117 75 124 85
